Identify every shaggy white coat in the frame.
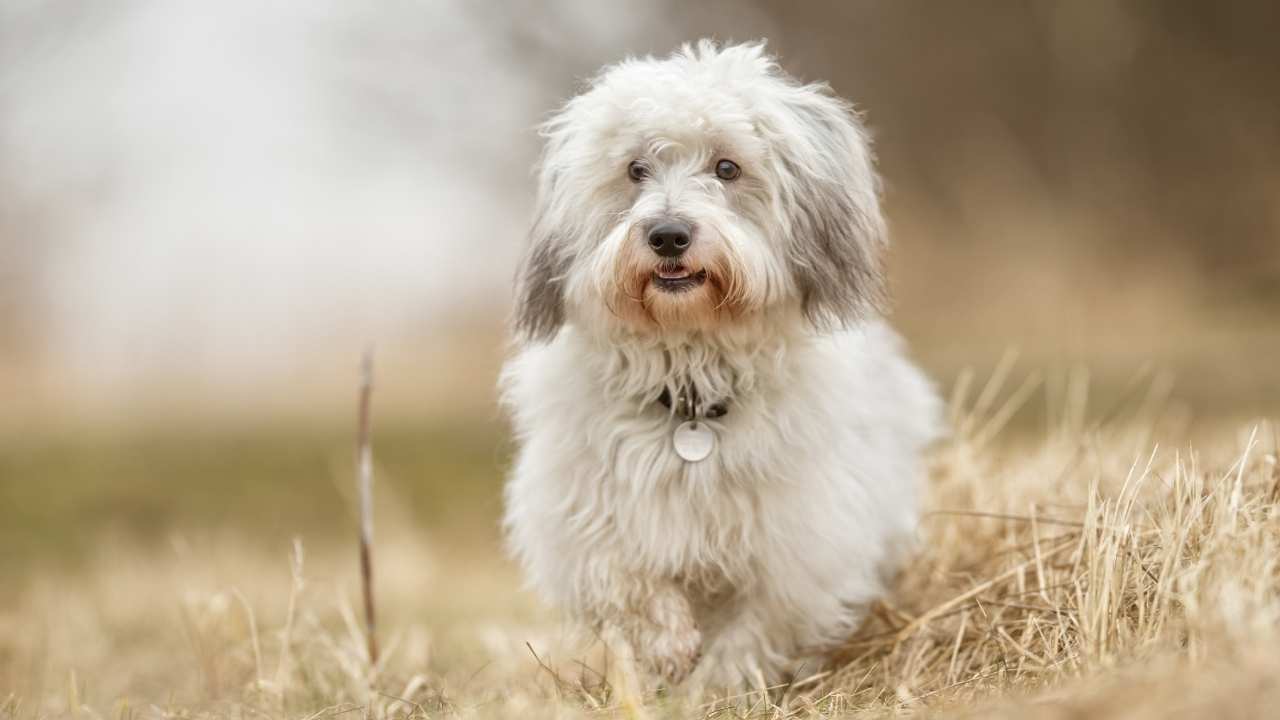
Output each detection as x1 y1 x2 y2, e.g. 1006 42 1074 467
502 41 941 688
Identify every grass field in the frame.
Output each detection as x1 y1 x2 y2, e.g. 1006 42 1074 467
4 356 1279 719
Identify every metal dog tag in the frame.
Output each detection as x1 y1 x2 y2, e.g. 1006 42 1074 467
673 420 715 462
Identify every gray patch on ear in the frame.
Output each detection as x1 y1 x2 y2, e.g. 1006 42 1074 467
781 93 889 328
512 223 569 342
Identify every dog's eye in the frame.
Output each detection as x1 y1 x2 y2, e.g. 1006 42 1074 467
714 159 741 181
627 161 649 183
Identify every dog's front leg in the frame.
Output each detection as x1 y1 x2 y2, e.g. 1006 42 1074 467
594 579 702 685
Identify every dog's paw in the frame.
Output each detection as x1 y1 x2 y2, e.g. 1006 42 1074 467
637 620 702 684
684 625 768 691
630 586 703 684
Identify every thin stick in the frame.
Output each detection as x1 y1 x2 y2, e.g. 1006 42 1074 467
356 348 379 668
274 538 305 701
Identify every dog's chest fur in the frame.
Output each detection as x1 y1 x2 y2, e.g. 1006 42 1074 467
505 321 915 588
595 333 790 573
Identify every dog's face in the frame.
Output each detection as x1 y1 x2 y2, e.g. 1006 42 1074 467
515 41 887 341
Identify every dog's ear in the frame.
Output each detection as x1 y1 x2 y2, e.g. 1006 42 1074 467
772 83 888 328
513 104 583 343
512 212 569 342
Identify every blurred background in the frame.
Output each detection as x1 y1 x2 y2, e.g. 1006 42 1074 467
2 1 1278 586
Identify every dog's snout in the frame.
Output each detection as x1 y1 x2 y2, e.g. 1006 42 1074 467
647 220 692 258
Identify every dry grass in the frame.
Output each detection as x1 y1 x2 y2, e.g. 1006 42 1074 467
3 369 1279 719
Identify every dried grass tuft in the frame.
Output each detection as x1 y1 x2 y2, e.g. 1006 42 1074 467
2 370 1278 719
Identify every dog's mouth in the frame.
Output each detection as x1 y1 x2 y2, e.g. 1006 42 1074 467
650 264 707 293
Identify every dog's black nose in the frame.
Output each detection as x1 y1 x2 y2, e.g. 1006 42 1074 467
647 220 692 258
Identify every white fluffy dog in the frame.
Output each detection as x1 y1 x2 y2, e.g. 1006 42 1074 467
501 41 941 688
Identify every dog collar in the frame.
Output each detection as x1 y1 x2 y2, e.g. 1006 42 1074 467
657 383 727 463
656 384 728 420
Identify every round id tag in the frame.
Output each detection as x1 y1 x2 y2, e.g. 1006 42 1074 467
673 420 715 462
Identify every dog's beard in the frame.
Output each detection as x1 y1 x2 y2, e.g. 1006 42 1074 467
600 226 748 333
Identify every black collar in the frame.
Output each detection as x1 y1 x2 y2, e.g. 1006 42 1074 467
657 384 728 421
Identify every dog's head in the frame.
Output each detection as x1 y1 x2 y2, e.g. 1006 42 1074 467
514 40 887 341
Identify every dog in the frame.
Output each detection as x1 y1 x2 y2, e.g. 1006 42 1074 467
501 40 941 688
